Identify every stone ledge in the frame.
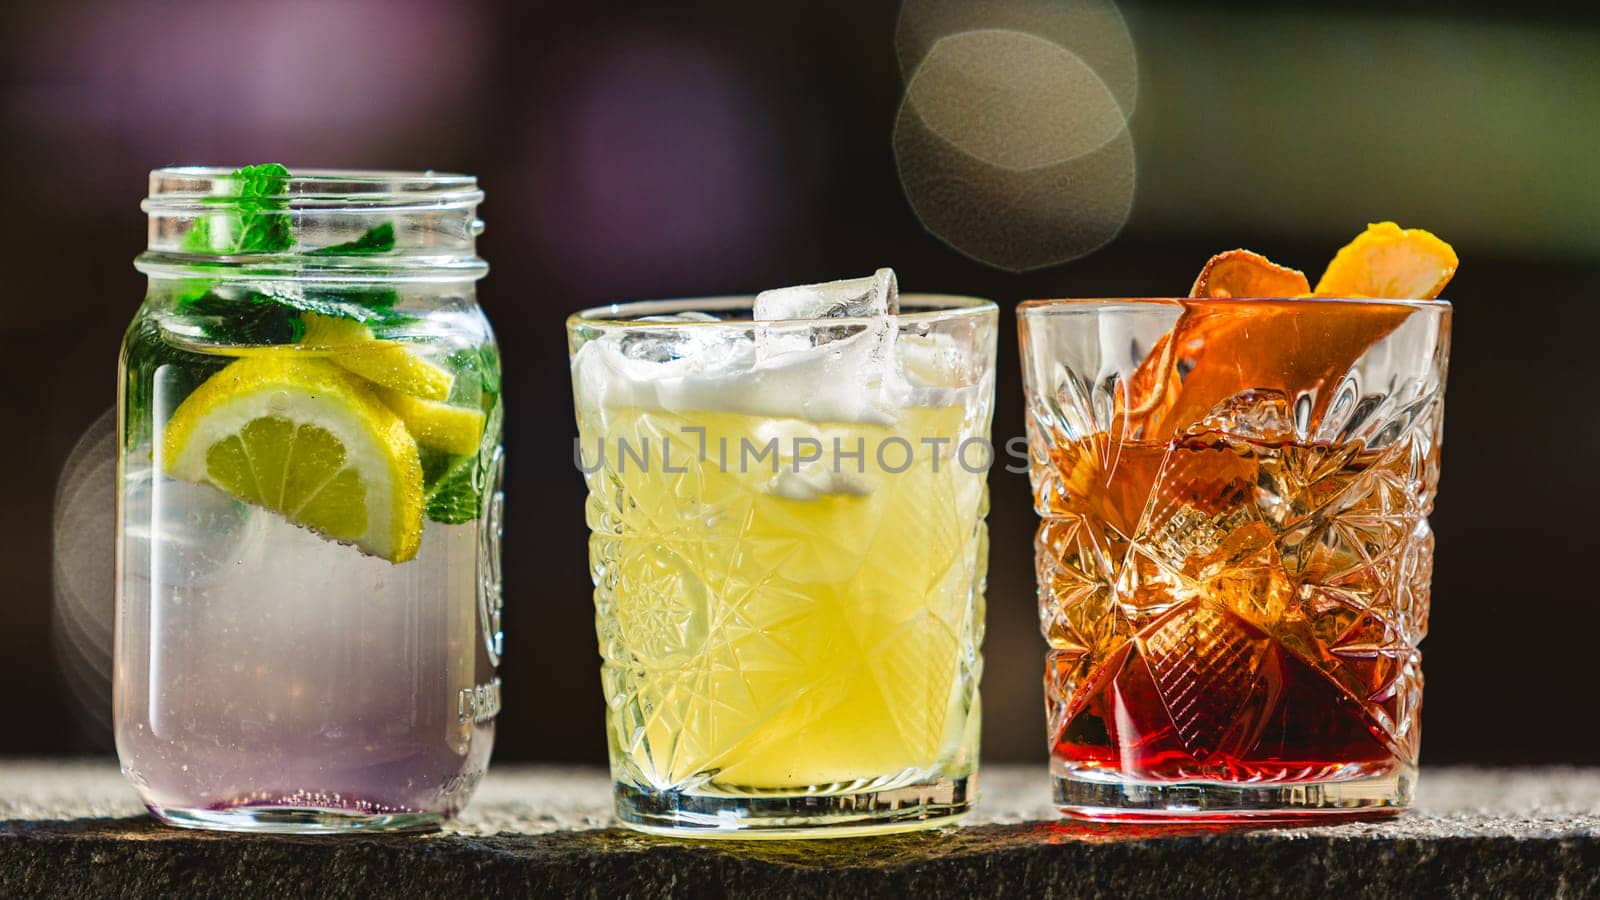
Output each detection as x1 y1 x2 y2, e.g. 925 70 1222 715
4 763 1598 898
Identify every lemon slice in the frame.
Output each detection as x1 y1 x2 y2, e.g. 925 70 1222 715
375 387 487 455
302 313 454 401
162 355 425 562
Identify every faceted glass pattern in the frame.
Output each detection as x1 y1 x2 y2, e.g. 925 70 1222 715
1019 297 1450 819
569 296 996 836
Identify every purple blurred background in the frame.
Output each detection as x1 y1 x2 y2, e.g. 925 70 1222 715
5 0 1600 765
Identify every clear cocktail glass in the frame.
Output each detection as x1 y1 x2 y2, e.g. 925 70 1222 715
1019 296 1449 820
569 288 995 837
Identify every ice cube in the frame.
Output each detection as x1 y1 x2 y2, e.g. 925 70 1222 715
617 313 738 364
1194 389 1297 443
749 270 905 424
753 268 899 321
1129 426 1273 584
128 464 259 589
751 420 877 500
767 466 875 501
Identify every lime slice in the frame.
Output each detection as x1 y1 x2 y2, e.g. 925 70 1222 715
375 387 487 455
302 313 454 401
162 355 425 562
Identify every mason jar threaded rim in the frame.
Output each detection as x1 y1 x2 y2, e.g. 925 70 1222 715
138 166 488 283
143 167 484 209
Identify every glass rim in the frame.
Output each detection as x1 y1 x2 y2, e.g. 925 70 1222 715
1017 296 1451 315
144 166 483 209
568 293 997 329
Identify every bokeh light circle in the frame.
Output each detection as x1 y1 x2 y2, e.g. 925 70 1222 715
895 29 1137 272
905 29 1128 171
896 0 1138 119
51 408 116 746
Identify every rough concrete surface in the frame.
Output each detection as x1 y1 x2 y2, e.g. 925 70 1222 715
3 762 1598 898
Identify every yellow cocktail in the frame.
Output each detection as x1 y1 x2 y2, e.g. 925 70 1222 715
569 285 995 836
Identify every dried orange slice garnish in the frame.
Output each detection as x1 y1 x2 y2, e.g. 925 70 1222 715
1313 222 1458 299
1119 249 1307 430
1113 225 1456 442
1189 249 1310 299
1118 299 1414 441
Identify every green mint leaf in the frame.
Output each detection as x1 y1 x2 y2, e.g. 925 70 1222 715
476 343 502 400
236 163 290 193
276 287 413 327
446 343 502 410
322 287 401 309
174 283 420 345
180 216 214 253
256 286 383 323
166 165 413 352
421 448 482 524
179 163 293 255
308 223 396 256
181 288 306 344
230 163 292 254
419 445 455 487
122 314 231 445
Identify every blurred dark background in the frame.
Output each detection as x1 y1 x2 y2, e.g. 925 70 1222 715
4 0 1598 766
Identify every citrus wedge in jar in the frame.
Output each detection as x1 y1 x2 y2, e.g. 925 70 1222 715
161 354 425 562
301 312 456 400
372 387 486 455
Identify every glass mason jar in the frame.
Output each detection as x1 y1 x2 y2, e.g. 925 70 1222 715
569 294 995 837
115 167 504 833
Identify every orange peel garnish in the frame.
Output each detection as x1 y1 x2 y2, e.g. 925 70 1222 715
1313 222 1458 299
1113 224 1456 441
1122 248 1308 421
1189 249 1310 299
